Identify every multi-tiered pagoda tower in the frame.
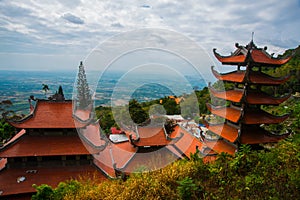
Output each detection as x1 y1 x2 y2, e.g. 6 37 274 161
205 39 292 151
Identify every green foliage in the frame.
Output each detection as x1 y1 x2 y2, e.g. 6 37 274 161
0 119 15 144
177 177 198 200
195 87 210 114
32 184 54 200
128 99 149 125
96 106 118 134
76 62 92 109
161 97 180 115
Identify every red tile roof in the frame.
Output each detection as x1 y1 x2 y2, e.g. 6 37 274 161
8 100 86 129
213 43 292 66
1 129 26 149
122 147 180 173
93 141 137 177
206 103 242 123
243 109 289 124
240 125 289 144
78 123 109 154
211 66 246 83
210 88 291 105
209 87 244 103
251 49 291 65
249 71 291 85
0 165 106 196
205 122 239 143
204 139 237 155
0 135 89 157
211 66 290 85
246 91 291 105
172 126 214 158
130 126 179 147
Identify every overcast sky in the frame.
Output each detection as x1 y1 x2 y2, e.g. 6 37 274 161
0 0 299 71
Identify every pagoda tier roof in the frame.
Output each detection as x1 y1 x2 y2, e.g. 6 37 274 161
246 91 291 105
213 41 292 66
209 87 244 103
240 125 289 144
209 87 291 105
0 165 106 197
204 121 239 143
0 134 90 157
243 109 289 125
7 100 88 129
204 139 237 155
129 126 181 147
211 66 291 85
206 103 242 123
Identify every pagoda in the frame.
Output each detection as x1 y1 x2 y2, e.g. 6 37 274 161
205 39 292 151
0 97 106 198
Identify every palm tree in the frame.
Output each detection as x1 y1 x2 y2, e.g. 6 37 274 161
42 84 50 98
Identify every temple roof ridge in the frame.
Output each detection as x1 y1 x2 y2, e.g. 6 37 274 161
213 40 292 66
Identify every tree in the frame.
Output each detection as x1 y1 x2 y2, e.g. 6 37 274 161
76 61 92 109
0 119 15 144
128 99 149 125
42 84 49 98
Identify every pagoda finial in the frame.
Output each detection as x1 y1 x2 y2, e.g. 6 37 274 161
80 61 83 66
251 32 254 41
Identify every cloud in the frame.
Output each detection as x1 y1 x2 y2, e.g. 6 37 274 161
0 0 299 70
61 13 84 24
111 22 124 28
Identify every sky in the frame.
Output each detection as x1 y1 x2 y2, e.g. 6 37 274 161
0 0 300 72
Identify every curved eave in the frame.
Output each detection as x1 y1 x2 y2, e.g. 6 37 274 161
78 124 109 155
213 48 247 65
250 49 292 66
240 125 289 144
6 114 34 129
243 109 289 124
204 139 237 155
209 87 244 103
206 103 242 123
249 71 291 85
247 91 292 105
211 66 246 83
204 121 239 143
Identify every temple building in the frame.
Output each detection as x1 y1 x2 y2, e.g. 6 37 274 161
77 119 218 179
0 98 106 199
205 39 292 151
